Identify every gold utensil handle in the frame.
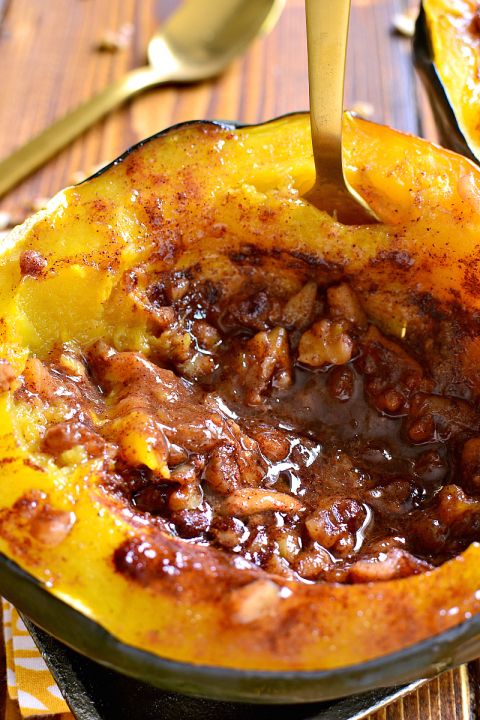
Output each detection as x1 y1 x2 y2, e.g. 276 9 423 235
0 65 164 199
305 0 351 188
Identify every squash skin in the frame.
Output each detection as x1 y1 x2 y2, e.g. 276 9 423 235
3 113 480 697
414 0 480 162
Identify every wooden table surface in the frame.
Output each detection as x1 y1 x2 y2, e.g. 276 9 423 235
0 1 476 719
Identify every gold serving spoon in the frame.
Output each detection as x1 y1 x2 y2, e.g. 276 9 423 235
0 0 284 199
303 0 377 224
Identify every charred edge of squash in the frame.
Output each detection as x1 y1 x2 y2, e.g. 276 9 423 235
413 5 477 163
3 546 480 702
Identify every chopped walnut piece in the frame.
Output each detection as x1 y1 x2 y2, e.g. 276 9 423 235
192 320 221 350
282 282 317 329
361 325 424 376
358 325 431 415
57 351 87 379
232 443 266 487
131 291 176 331
348 548 432 583
436 484 480 525
177 352 216 380
406 393 480 444
327 283 366 328
22 357 81 405
204 444 241 495
221 488 303 516
229 579 282 624
0 360 16 393
170 503 212 538
225 289 283 331
298 319 353 367
305 498 365 556
168 481 203 512
277 530 302 563
156 327 193 364
168 443 188 466
293 545 333 580
210 516 248 549
239 327 293 405
203 431 264 494
168 462 198 486
246 425 291 462
42 421 106 459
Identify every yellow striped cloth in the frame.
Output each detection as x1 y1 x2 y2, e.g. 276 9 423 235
2 599 72 718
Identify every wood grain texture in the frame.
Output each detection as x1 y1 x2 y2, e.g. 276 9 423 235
0 1 476 719
0 0 432 215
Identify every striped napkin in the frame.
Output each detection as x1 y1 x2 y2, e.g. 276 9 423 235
2 599 72 718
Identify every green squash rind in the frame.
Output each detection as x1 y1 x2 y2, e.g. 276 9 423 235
413 4 478 163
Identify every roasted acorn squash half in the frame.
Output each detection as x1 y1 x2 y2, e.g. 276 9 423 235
414 0 480 162
4 113 480 702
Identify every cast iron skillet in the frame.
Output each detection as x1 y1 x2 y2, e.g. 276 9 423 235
3 116 480 705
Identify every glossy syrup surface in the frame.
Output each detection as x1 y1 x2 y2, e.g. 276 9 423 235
16 276 480 583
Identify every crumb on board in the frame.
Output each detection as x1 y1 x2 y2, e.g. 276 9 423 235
95 23 134 52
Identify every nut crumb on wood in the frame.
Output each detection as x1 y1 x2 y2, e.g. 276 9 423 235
95 23 134 52
392 8 417 37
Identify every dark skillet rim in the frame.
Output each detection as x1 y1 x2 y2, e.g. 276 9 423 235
2 547 480 703
5 111 480 702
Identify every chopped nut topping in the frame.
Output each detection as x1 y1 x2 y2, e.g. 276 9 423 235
0 360 16 393
221 488 303 517
298 319 353 367
95 23 134 52
19 274 480 586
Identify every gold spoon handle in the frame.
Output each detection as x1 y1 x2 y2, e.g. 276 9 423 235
305 0 351 190
0 65 166 199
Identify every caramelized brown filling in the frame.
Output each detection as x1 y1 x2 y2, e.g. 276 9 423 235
15 275 480 584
